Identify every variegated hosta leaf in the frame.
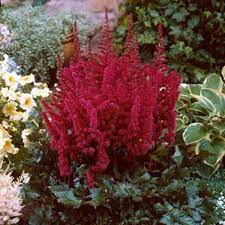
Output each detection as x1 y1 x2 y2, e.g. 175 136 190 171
180 83 191 101
189 84 201 96
183 123 210 145
202 73 223 92
199 91 219 115
201 88 225 116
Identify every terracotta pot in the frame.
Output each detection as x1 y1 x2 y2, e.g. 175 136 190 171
62 32 74 66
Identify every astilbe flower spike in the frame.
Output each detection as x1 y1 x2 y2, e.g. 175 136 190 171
42 15 181 187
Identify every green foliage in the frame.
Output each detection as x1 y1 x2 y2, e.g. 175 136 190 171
115 0 225 82
177 73 225 176
0 4 89 82
19 145 218 225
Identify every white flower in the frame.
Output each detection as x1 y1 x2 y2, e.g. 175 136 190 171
0 171 24 224
1 87 17 101
19 93 36 111
22 110 31 122
19 74 35 86
2 121 9 129
21 129 31 148
3 72 20 90
31 87 50 98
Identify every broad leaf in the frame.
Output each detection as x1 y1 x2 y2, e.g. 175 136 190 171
50 184 81 208
201 88 222 115
189 84 201 96
202 73 223 92
183 123 209 144
200 140 225 167
189 102 207 114
175 118 186 132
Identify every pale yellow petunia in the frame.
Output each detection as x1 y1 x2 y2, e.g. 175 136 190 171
2 102 17 117
19 74 35 86
19 93 36 111
3 71 19 90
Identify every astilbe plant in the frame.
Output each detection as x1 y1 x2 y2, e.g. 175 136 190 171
42 14 181 187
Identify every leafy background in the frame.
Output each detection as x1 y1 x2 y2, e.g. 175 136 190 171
115 0 225 83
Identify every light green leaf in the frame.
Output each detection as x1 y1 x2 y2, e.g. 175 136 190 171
201 88 222 115
202 73 223 92
175 118 186 132
183 123 209 144
189 84 201 96
189 102 207 114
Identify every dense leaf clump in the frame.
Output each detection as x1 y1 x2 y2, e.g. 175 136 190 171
116 0 225 82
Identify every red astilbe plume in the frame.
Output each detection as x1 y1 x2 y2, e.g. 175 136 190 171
153 22 182 145
42 14 181 187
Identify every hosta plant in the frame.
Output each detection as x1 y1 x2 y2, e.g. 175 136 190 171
177 70 225 176
42 15 181 187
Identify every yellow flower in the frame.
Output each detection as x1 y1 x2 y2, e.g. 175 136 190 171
0 138 18 158
19 93 36 111
19 74 35 86
2 102 17 117
4 71 19 90
0 125 18 158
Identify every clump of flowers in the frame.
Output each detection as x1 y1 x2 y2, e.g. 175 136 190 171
0 169 29 224
42 14 181 186
0 54 50 159
0 24 11 48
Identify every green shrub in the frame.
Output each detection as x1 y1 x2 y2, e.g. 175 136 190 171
176 71 225 176
115 0 225 82
0 4 90 82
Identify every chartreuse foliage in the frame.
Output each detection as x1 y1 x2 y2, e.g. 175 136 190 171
115 0 225 82
177 72 225 176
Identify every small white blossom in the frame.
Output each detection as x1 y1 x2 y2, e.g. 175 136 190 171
0 171 25 224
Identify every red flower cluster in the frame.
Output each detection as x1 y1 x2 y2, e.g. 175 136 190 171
42 14 181 187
